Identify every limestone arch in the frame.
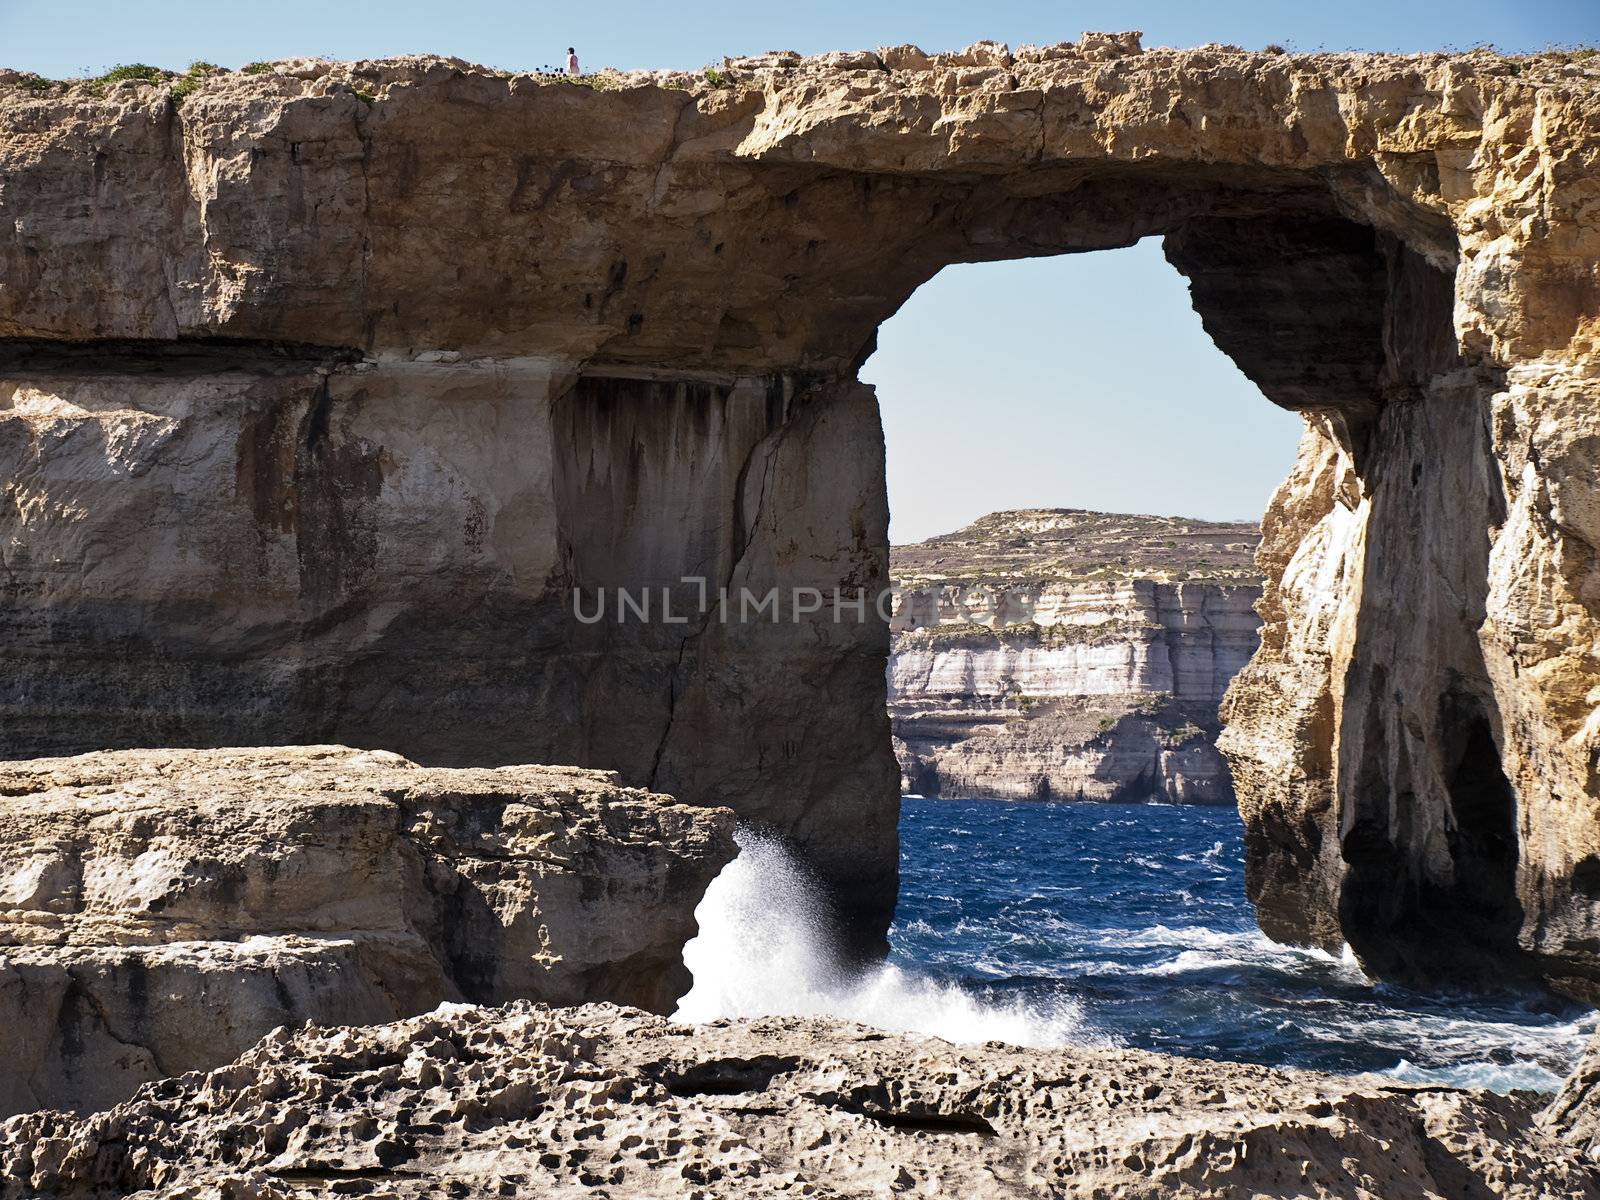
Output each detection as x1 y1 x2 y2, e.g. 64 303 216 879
0 45 1593 993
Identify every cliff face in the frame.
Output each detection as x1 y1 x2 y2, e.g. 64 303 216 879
3 36 1600 992
0 355 894 953
5 1002 1591 1199
889 510 1261 803
0 746 735 1116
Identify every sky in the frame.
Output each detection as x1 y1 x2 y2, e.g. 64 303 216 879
4 1 1597 542
861 245 1307 542
3 0 1595 77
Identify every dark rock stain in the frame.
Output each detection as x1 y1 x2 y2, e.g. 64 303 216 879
294 383 384 610
233 378 384 610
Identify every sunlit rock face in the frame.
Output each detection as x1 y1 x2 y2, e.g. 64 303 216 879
0 746 735 1116
887 511 1262 803
3 35 1600 990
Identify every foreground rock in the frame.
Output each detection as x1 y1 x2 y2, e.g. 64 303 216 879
0 747 735 1117
1 1001 1591 1198
5 37 1600 988
890 510 1260 803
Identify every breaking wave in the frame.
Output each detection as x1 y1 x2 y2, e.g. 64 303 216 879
674 830 1095 1048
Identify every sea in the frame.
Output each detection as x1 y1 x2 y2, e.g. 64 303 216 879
675 796 1594 1093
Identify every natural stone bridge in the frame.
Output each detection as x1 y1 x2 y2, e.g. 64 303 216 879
2 35 1598 994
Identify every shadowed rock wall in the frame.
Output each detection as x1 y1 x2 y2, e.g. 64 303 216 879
2 37 1599 988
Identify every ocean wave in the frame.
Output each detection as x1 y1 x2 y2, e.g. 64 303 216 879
1090 923 1368 977
1384 1058 1566 1094
676 830 1104 1050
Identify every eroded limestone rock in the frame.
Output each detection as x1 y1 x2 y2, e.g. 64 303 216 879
1546 1029 1600 1159
1 1001 1592 1198
3 40 1600 988
0 746 735 1116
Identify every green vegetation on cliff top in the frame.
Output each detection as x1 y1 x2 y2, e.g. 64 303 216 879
891 508 1261 588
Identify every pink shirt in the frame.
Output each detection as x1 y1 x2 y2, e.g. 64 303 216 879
566 53 579 75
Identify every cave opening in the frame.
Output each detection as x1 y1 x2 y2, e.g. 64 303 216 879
864 239 1302 548
835 227 1352 1070
670 190 1577 1089
837 188 1534 996
867 237 1297 813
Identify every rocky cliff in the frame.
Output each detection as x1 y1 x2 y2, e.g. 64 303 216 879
3 35 1600 994
890 509 1261 802
4 1001 1592 1198
0 746 734 1116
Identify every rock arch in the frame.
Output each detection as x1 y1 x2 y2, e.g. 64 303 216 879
1 37 1598 988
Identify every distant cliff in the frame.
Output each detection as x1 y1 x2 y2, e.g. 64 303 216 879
889 510 1261 803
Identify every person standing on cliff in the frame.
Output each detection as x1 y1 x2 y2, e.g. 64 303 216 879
566 47 579 76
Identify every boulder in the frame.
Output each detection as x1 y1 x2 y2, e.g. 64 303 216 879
0 746 735 1115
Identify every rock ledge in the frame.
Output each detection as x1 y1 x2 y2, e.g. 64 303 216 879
0 746 735 1116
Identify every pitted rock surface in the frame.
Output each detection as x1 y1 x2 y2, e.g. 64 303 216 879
1 1001 1593 1198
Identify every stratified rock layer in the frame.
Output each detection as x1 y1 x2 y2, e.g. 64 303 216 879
0 747 735 1116
3 37 1600 989
2 1001 1592 1199
889 510 1261 802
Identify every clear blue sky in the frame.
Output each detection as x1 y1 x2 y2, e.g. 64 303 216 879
4 1 1595 541
862 244 1309 542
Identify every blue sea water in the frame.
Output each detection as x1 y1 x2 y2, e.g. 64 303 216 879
889 797 1594 1092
